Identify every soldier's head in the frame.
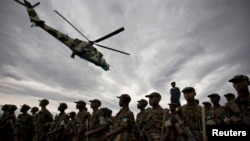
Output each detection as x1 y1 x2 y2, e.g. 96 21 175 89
8 105 17 113
20 104 30 113
68 111 76 119
117 94 131 107
208 93 220 104
182 87 196 102
75 100 86 109
58 102 68 111
137 99 148 109
229 74 250 93
39 99 49 107
202 102 212 109
89 99 101 108
146 92 161 107
31 106 39 114
224 93 235 101
2 104 10 112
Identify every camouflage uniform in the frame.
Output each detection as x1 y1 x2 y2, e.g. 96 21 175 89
113 107 135 141
207 93 227 125
75 100 90 141
144 92 167 141
87 99 106 141
64 112 77 141
144 106 166 141
228 75 250 125
176 87 203 141
15 104 33 141
36 99 53 141
48 112 68 141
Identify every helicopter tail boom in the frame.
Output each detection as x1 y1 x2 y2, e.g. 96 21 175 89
15 0 41 23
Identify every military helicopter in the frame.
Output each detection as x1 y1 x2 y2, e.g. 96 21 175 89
15 0 130 71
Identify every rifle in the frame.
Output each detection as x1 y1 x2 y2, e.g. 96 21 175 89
135 124 152 141
173 114 197 141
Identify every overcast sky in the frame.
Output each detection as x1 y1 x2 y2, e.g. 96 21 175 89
1 0 250 116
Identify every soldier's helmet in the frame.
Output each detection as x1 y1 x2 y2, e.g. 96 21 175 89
145 92 161 100
59 103 68 110
117 94 131 103
21 104 31 111
74 100 86 106
137 99 148 106
89 99 102 106
31 106 39 113
182 87 196 93
228 74 250 85
39 99 49 106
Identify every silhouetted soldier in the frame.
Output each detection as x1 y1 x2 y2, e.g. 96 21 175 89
15 104 33 141
47 102 68 141
0 104 10 140
228 74 250 124
85 99 106 141
144 92 167 141
36 99 53 141
30 106 39 141
207 93 227 125
106 94 135 141
176 87 204 141
64 111 77 141
135 99 148 141
74 100 90 141
170 82 181 107
5 104 18 141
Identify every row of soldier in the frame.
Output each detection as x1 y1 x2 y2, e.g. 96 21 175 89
0 74 250 141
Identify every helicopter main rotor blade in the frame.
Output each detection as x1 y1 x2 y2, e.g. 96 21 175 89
93 27 125 43
54 10 90 42
94 43 130 55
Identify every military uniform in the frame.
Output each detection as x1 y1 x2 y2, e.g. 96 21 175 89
144 92 168 141
207 93 227 125
15 104 33 141
36 99 53 141
144 106 166 141
113 107 135 141
75 100 90 141
228 74 250 125
48 112 68 141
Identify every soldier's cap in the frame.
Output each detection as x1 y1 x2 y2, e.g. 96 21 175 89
137 99 148 104
202 102 212 105
228 75 250 84
168 102 177 106
224 93 235 98
74 100 86 105
39 99 49 105
117 94 131 101
89 99 101 105
21 104 30 110
207 93 220 98
182 87 195 93
145 92 161 98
